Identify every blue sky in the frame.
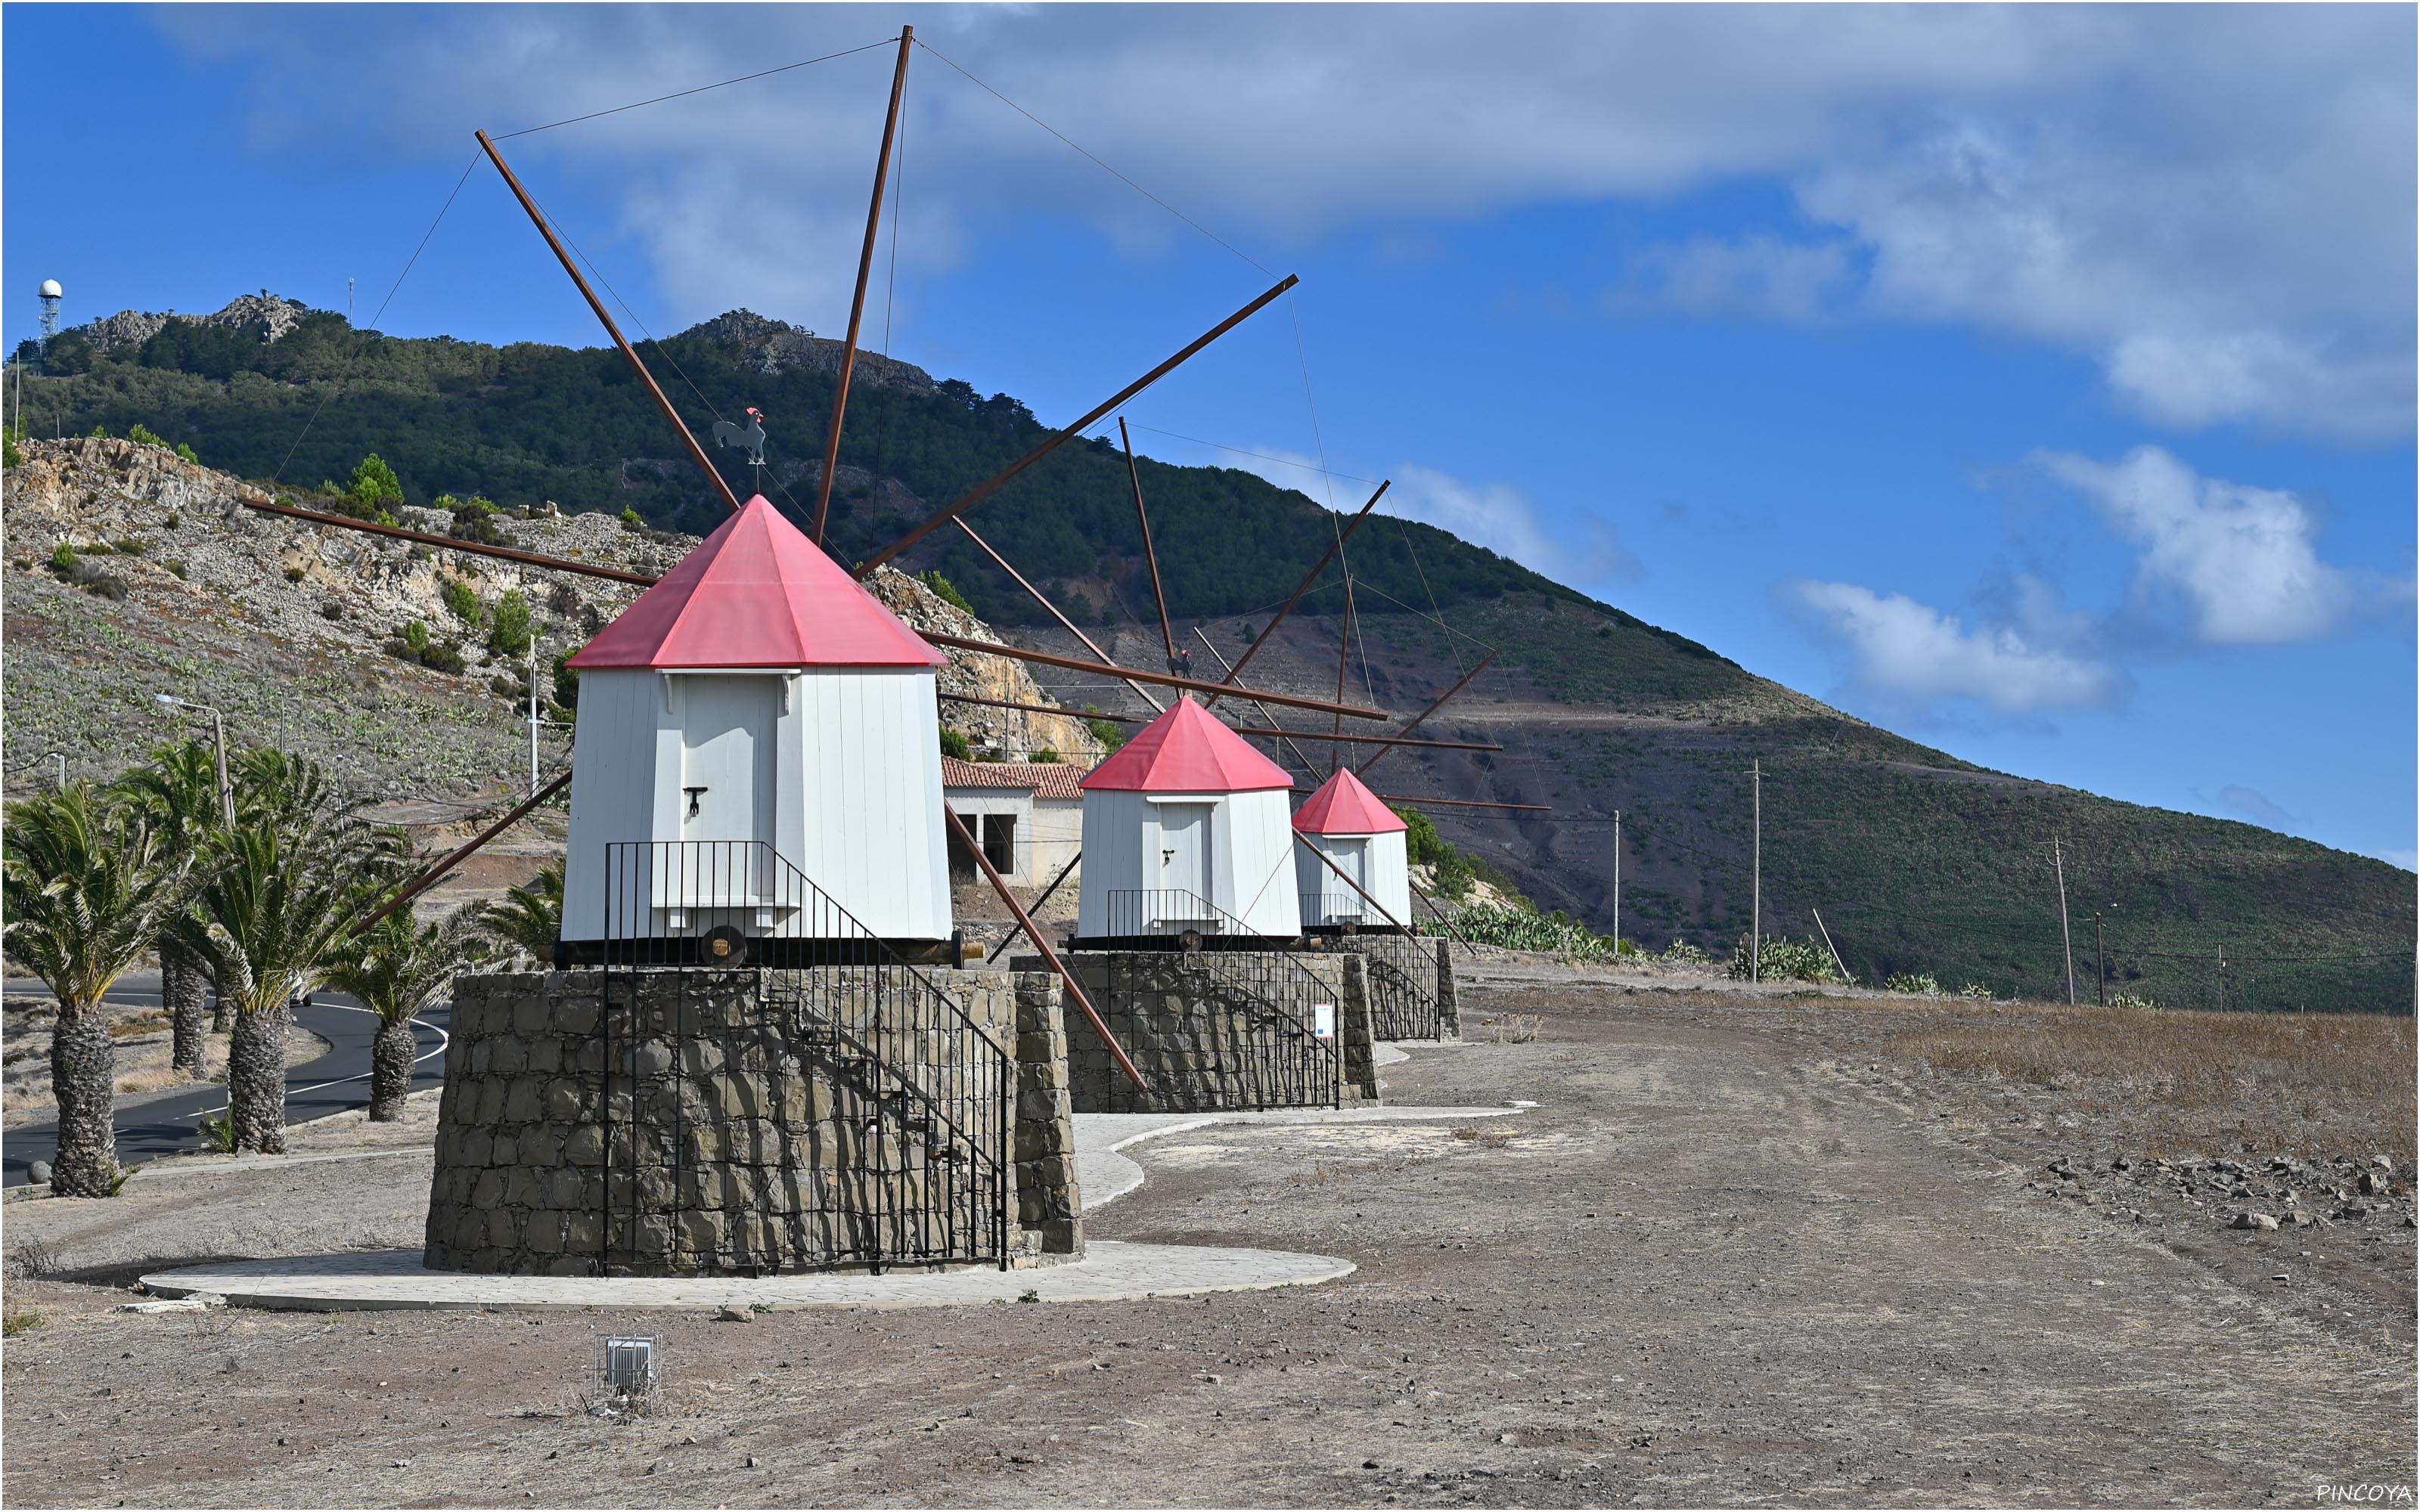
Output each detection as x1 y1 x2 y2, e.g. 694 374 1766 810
6 5 2413 867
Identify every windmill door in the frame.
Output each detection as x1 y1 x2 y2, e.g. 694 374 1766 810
679 676 777 850
1329 837 1370 914
1155 803 1213 919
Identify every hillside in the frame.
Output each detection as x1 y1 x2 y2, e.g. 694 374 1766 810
8 296 2412 1014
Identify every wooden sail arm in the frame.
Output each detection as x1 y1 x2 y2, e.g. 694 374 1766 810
944 804 1146 1090
855 274 1299 576
1203 481 1387 708
475 129 742 516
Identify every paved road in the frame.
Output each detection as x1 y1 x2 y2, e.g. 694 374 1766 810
2 974 450 1185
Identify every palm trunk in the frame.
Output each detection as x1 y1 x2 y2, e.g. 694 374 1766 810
48 1003 119 1197
209 968 230 1035
163 940 209 1077
368 1018 416 1121
227 1002 289 1154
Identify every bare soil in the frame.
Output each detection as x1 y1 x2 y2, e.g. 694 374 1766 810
2 972 2411 1508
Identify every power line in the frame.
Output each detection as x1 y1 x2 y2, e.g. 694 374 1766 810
492 36 901 139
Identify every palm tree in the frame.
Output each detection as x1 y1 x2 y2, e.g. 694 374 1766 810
324 903 489 1120
2 786 190 1196
175 758 402 1154
479 863 563 967
117 740 226 1076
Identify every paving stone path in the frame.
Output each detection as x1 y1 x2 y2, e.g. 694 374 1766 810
137 1089 1516 1311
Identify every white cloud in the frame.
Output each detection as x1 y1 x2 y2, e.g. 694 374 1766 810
157 5 2414 438
2367 846 2418 873
1603 237 1856 323
2034 446 2360 645
1388 464 1633 587
1789 580 2126 715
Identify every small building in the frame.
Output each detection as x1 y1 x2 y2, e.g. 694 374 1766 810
1073 697 1302 943
1292 767 1412 931
941 756 1084 885
556 495 954 956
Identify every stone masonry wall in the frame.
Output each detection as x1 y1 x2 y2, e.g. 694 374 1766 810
1329 934 1461 1042
424 966 1071 1277
1027 950 1378 1114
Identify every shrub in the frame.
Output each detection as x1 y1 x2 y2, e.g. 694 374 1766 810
48 541 77 575
1959 982 1996 1001
175 443 198 463
1439 902 1618 961
1727 934 1853 985
2108 992 2161 1011
2 435 20 469
1885 971 1944 996
386 619 467 675
1660 938 1711 966
939 728 973 761
1082 705 1128 754
78 571 128 601
284 565 307 584
619 507 646 530
88 423 111 438
2 1312 44 1336
488 589 533 658
165 560 188 580
1029 747 1062 764
126 423 166 448
442 579 483 624
320 602 346 621
110 538 146 556
445 495 505 547
347 454 404 509
919 569 973 614
550 650 580 712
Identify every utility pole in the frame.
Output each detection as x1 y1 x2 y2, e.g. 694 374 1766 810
2090 905 2114 1006
1612 809 1621 950
526 640 541 801
1751 759 1761 983
2052 835 2075 1005
156 694 236 829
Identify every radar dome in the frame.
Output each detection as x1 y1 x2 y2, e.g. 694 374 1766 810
38 280 62 299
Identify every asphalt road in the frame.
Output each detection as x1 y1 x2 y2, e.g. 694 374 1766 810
2 973 450 1186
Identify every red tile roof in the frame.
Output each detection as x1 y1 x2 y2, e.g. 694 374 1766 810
942 756 1086 799
1293 766 1408 835
1077 696 1293 794
569 495 944 670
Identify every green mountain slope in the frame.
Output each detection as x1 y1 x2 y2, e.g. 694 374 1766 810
14 297 2412 1013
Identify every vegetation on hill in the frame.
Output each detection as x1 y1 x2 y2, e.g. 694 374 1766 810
14 305 1603 633
11 302 2409 1015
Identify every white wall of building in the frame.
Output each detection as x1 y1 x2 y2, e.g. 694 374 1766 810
561 665 951 944
1075 787 1302 938
1295 829 1412 927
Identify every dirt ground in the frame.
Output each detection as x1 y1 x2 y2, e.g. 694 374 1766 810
2 970 2412 1508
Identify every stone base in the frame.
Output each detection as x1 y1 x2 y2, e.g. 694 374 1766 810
1023 950 1380 1114
422 966 1082 1278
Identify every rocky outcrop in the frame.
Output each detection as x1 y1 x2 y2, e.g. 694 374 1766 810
869 566 1106 763
79 293 313 353
679 309 935 392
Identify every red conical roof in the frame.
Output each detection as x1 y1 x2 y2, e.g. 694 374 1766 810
1078 696 1294 794
568 496 944 670
1292 766 1407 835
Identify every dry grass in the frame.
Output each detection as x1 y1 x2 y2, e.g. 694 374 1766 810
1887 1002 2416 1158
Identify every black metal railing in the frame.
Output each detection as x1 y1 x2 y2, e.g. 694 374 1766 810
599 840 1010 1275
1096 887 1261 940
1363 943 1447 1041
1300 891 1370 925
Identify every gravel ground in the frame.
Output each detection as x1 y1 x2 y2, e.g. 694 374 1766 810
1 973 2411 1507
